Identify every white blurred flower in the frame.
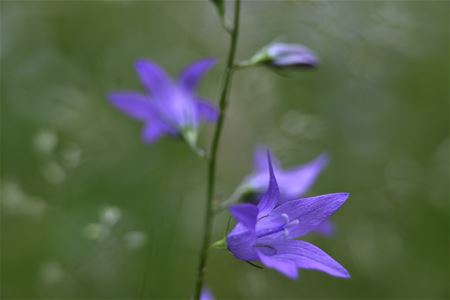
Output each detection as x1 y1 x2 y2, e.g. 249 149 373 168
100 206 122 227
61 143 82 168
33 129 58 155
83 223 110 241
123 231 147 250
0 181 46 217
39 261 64 285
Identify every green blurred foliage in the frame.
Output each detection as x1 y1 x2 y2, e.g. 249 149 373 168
1 1 448 299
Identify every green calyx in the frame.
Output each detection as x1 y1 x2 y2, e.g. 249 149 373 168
182 127 205 157
210 237 227 250
235 47 271 69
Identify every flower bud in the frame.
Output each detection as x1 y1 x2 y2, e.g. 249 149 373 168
244 43 319 69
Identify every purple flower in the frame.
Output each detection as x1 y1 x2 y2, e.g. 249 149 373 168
226 152 350 279
192 288 214 300
226 147 333 235
200 288 214 300
243 43 318 69
108 58 218 145
265 43 318 68
241 147 329 202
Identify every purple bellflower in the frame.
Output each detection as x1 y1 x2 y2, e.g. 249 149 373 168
192 288 214 300
226 148 332 235
265 43 318 68
241 43 318 69
108 59 218 147
200 288 214 300
241 147 329 201
226 153 350 279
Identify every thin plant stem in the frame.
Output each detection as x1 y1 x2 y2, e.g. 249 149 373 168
192 0 241 298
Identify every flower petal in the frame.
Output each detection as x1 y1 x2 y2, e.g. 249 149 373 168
274 53 318 67
279 153 329 202
135 59 172 98
229 204 258 230
272 193 349 238
107 92 152 120
313 220 334 236
241 148 283 195
255 213 286 238
200 288 214 300
266 43 318 68
253 146 281 173
227 223 258 261
141 119 178 143
179 58 217 91
257 247 299 279
260 239 350 279
257 152 280 217
196 99 218 123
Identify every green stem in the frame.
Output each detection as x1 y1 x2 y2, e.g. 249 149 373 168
193 0 241 299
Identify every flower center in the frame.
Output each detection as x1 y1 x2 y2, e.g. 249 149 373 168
256 213 300 238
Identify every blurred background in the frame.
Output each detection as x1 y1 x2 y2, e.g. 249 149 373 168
1 1 448 299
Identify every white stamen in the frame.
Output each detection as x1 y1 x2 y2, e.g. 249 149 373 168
289 219 299 226
281 213 290 224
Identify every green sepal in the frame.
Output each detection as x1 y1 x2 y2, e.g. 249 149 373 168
182 127 205 157
235 46 271 69
210 237 227 250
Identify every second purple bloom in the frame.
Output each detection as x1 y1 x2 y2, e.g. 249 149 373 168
108 58 219 146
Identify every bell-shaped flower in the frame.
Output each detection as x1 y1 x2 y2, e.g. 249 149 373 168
107 58 218 147
240 43 318 69
224 147 332 235
264 43 318 68
226 153 350 279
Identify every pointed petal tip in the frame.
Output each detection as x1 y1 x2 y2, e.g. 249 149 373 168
107 92 124 102
134 58 151 67
286 271 299 280
134 59 146 71
185 57 218 72
333 266 351 279
134 59 163 74
200 57 218 66
342 271 351 279
264 150 278 185
338 192 350 201
331 192 350 207
106 92 116 103
179 58 218 91
266 150 275 175
326 192 350 203
318 152 331 164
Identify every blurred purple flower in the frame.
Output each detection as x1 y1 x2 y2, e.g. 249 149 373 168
108 58 218 145
201 288 214 300
227 152 350 280
243 147 329 201
243 43 318 69
265 43 318 68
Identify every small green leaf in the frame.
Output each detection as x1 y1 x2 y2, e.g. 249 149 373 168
210 237 227 249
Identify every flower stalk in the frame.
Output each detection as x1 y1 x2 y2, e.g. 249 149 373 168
193 0 241 299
